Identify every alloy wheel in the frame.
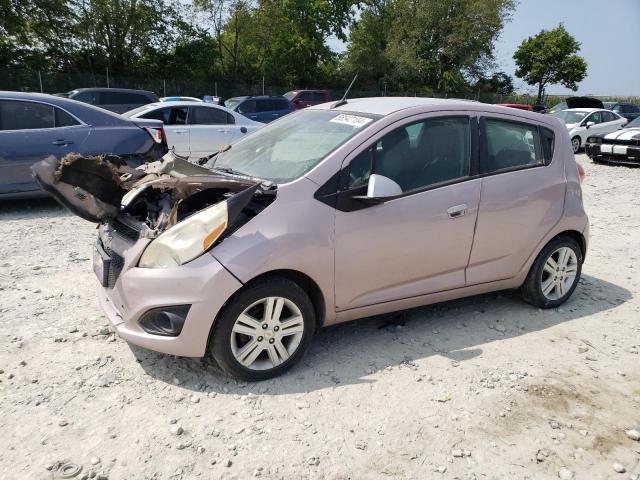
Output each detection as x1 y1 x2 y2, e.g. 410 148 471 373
571 137 580 153
540 246 579 301
230 296 305 371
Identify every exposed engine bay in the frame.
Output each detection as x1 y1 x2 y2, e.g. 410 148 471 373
31 151 277 241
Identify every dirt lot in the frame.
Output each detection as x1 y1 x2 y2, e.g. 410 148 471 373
1 153 639 480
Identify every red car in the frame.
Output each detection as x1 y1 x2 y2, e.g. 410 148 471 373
495 103 533 112
284 90 331 109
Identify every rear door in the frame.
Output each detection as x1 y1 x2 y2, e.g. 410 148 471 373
188 106 235 158
0 99 89 195
466 115 563 284
140 106 190 156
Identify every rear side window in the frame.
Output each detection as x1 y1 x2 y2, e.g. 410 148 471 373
54 108 80 127
312 92 327 101
482 119 543 174
99 91 150 105
0 100 54 130
237 100 256 114
190 106 230 125
602 111 617 122
274 99 290 110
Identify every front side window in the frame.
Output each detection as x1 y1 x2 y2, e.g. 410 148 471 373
190 106 228 125
213 109 380 183
0 100 54 130
346 116 470 192
483 118 542 173
586 111 603 124
142 107 188 125
72 91 98 104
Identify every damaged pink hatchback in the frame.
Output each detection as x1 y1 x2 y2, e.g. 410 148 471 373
34 98 589 381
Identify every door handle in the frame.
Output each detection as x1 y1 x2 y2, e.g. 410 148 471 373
173 129 187 134
272 113 279 116
447 204 467 218
52 139 73 146
216 129 229 133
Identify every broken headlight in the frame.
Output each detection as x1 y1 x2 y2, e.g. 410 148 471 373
138 201 228 268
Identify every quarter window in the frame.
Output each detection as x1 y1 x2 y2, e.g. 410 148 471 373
483 119 543 173
54 108 80 127
347 116 470 192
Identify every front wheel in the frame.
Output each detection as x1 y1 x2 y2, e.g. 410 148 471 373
522 236 583 308
571 136 581 153
209 277 316 381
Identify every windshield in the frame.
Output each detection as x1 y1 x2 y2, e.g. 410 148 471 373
553 110 588 124
626 117 640 128
283 91 296 100
213 109 380 183
224 98 243 110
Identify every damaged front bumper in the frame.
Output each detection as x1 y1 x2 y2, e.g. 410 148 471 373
95 222 243 357
33 151 275 357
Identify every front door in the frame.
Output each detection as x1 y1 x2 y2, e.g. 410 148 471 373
187 106 234 158
334 114 480 310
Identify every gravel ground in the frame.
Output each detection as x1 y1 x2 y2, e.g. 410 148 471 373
1 153 639 480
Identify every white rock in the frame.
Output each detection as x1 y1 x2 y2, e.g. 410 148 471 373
625 429 640 441
169 425 183 436
612 462 626 473
558 467 574 479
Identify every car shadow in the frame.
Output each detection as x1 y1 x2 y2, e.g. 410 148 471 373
0 197 69 220
132 273 631 396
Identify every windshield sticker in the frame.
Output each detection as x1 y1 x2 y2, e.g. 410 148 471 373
330 114 373 128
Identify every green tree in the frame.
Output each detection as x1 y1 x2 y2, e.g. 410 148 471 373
474 71 514 95
513 24 587 104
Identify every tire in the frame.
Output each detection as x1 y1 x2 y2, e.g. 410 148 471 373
521 235 583 309
571 136 581 153
209 277 316 381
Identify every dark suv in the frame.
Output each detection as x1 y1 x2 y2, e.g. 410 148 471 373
284 90 331 109
603 102 640 121
61 88 159 114
224 96 293 123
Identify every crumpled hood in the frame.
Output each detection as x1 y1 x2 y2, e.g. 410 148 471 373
31 151 269 231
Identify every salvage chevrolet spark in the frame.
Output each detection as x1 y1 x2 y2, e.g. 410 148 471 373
33 98 589 381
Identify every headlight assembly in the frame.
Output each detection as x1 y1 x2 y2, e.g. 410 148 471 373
138 201 228 268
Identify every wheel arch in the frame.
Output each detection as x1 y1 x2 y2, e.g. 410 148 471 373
207 269 326 350
553 230 586 260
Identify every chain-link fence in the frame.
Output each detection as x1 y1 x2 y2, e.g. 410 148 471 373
2 68 637 106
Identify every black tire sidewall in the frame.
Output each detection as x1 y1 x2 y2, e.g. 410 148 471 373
210 277 316 381
524 237 583 308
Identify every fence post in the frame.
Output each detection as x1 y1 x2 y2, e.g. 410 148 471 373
262 76 265 96
163 79 166 97
106 67 110 88
215 81 218 97
37 70 43 93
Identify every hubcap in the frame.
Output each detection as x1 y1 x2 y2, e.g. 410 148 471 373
230 297 305 371
540 247 579 300
572 138 580 153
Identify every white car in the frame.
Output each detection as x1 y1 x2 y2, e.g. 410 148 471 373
553 108 627 153
124 101 262 159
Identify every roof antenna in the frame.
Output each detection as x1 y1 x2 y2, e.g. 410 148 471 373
331 74 358 109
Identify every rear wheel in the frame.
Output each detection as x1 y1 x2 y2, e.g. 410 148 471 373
522 236 583 308
571 136 581 153
209 277 316 381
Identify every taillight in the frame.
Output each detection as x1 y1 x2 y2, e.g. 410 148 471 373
576 162 585 183
144 127 163 144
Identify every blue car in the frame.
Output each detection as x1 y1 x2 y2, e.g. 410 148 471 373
0 91 167 199
224 95 293 123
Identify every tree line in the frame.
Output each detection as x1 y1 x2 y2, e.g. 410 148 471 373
1 0 587 102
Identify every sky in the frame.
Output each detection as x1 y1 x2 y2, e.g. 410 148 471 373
494 0 640 96
329 0 640 96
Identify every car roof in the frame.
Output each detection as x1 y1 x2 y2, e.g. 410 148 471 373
311 97 515 115
561 108 602 113
141 101 227 108
228 95 287 101
70 87 156 95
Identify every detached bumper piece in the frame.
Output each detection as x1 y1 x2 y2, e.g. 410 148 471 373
585 143 640 166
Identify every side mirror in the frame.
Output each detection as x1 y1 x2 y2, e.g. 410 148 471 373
353 174 402 204
585 121 595 129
